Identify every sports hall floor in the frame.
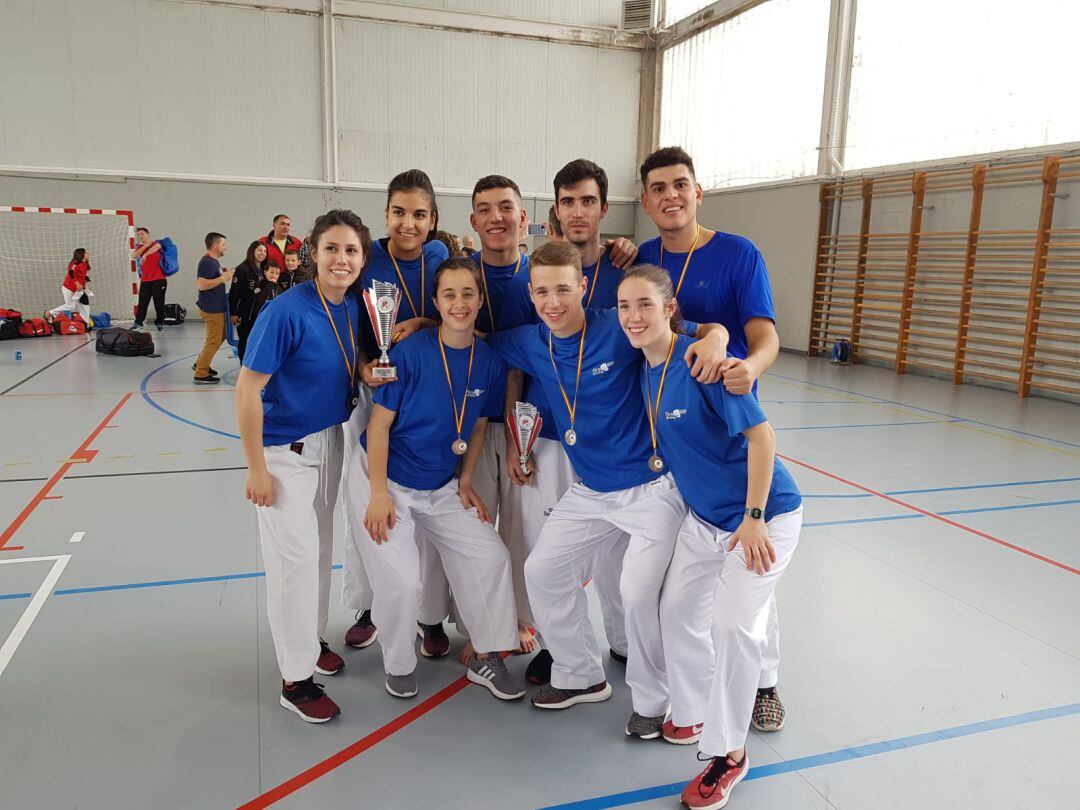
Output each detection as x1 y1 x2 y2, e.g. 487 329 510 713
0 325 1077 810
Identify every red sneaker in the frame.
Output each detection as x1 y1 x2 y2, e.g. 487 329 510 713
681 754 749 810
315 639 344 675
663 719 703 745
279 677 340 723
344 609 378 648
417 622 450 658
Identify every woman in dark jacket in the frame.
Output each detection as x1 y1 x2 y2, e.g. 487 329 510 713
229 240 269 361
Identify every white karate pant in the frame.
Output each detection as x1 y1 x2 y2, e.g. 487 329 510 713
345 444 518 676
340 390 374 613
660 508 802 756
256 424 343 683
525 474 685 715
49 287 90 322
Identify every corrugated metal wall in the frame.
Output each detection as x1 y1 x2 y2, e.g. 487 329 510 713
0 0 640 196
335 19 640 195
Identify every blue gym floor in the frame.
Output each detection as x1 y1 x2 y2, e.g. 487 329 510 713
1 325 1077 810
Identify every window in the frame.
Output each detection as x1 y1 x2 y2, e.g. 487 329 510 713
659 0 830 189
844 0 1080 170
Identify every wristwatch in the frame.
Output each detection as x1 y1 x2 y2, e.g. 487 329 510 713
744 507 764 520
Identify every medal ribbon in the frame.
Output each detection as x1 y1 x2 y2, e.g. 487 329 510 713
437 330 476 444
315 279 357 390
478 251 522 332
645 332 678 458
547 317 588 434
660 226 702 298
584 259 602 308
388 243 425 319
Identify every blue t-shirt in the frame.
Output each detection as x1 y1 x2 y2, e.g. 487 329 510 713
487 308 658 493
197 255 226 313
359 238 449 361
647 334 801 531
499 251 623 441
470 251 528 335
362 328 506 491
636 233 775 360
243 282 361 446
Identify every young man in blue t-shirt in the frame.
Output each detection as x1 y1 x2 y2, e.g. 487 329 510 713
194 232 233 384
636 145 787 739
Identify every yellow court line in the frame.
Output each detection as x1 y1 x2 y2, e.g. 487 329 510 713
4 461 32 467
156 451 182 457
108 455 134 460
203 447 227 453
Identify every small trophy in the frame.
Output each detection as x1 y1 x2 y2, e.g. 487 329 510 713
364 280 402 380
507 401 543 476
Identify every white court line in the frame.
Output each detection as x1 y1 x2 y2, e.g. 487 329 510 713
0 555 70 679
69 532 85 543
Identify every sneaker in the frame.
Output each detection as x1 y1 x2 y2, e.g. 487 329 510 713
525 648 553 685
681 753 749 810
752 687 785 732
385 672 418 699
531 681 612 710
315 639 344 676
193 375 220 385
344 609 378 648
417 622 450 658
625 711 665 740
610 648 628 665
663 719 704 745
279 677 340 723
155 324 164 332
191 363 219 376
467 654 525 701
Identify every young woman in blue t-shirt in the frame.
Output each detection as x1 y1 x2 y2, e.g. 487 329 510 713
236 209 371 724
344 257 522 703
616 265 803 810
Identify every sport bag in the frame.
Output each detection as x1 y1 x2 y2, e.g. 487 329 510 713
0 308 22 321
163 303 187 325
52 314 88 335
92 312 112 329
0 319 19 341
158 237 180 277
18 318 52 337
831 338 852 364
95 327 155 357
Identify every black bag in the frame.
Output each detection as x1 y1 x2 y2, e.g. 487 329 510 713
96 327 155 357
163 303 187 325
0 319 19 340
831 338 852 364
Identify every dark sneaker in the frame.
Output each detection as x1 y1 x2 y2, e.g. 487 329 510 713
417 622 450 658
467 654 525 701
610 648 628 665
191 363 218 376
279 677 340 723
662 718 703 745
525 648 553 685
344 609 378 648
385 672 418 699
193 375 220 385
625 711 665 740
315 639 344 676
681 753 749 809
752 687 785 732
531 681 612 710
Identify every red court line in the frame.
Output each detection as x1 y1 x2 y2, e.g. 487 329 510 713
238 675 471 809
0 393 132 551
779 452 1080 576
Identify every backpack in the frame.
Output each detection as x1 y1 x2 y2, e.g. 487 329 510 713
18 318 52 337
96 327 155 357
831 338 852 364
52 314 88 334
163 303 187 324
0 308 23 340
158 237 180 277
92 312 112 329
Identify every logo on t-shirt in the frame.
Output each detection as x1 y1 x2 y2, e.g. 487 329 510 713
591 361 615 376
465 388 485 398
665 408 687 420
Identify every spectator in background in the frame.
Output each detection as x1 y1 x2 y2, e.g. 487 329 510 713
546 204 564 241
132 227 167 331
518 241 529 258
194 232 233 385
462 234 476 253
46 248 92 324
259 214 302 280
432 230 461 257
229 240 269 361
298 236 314 272
283 249 305 287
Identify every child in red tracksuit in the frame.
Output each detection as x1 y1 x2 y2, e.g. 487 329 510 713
47 248 92 324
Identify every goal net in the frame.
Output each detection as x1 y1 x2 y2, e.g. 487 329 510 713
0 206 136 321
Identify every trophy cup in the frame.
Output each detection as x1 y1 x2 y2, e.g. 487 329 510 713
363 280 402 380
507 401 543 476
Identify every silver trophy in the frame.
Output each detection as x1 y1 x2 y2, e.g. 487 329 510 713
507 401 543 476
363 280 402 380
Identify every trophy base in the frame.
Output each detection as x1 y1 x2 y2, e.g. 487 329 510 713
371 365 397 381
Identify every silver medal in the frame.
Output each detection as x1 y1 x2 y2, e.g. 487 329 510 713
564 428 577 446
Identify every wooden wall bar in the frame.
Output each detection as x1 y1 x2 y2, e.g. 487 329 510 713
811 154 1080 399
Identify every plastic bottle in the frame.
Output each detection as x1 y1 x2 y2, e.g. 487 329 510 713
15 350 22 362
